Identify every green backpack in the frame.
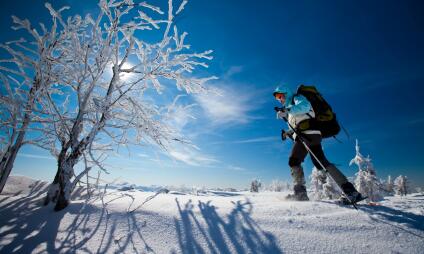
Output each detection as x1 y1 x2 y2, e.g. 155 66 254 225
294 85 341 138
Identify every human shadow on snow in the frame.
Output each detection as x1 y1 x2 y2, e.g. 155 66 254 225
173 198 283 254
320 200 424 236
359 204 424 239
1 189 283 254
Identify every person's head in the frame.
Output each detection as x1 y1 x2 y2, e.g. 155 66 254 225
273 86 292 106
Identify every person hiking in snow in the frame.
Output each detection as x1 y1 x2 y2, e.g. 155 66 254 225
273 85 363 203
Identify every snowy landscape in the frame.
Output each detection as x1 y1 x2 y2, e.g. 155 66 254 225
1 0 424 253
1 175 423 253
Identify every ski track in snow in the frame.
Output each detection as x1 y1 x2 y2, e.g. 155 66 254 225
0 176 423 254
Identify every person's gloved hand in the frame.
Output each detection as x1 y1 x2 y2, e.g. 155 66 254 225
276 109 288 119
281 129 287 141
281 129 293 141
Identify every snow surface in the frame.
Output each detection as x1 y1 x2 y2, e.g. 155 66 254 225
1 176 423 253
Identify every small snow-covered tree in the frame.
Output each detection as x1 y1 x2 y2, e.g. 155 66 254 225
250 179 261 192
310 167 325 200
394 175 409 196
0 7 69 193
324 176 341 200
285 181 291 191
268 179 286 192
38 0 217 211
385 175 394 195
310 167 340 200
350 139 383 202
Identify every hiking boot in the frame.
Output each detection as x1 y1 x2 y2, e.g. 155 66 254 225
339 182 365 204
285 185 309 201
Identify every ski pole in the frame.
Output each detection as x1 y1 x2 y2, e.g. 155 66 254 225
277 110 358 209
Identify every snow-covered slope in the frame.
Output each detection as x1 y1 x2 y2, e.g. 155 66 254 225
1 175 49 195
0 176 423 253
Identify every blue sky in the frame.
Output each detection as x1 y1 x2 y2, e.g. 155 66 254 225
2 0 424 189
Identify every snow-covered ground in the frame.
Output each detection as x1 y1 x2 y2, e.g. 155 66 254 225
1 176 423 253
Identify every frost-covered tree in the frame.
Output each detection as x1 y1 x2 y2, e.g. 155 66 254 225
394 175 409 196
385 175 394 195
310 167 325 200
350 139 383 202
250 179 261 193
268 179 287 192
0 7 70 193
350 139 376 175
37 0 216 211
310 167 340 200
323 176 341 200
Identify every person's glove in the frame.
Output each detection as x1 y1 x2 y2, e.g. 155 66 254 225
276 109 288 119
281 129 293 141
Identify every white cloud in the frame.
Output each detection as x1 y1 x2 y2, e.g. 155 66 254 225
233 136 279 144
227 165 246 171
19 153 55 160
167 105 196 132
159 95 199 136
224 65 243 79
168 147 219 167
194 85 258 126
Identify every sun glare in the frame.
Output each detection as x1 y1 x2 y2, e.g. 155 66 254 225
120 62 135 82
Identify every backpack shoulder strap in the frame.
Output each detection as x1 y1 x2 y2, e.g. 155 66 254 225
291 92 299 105
291 93 313 119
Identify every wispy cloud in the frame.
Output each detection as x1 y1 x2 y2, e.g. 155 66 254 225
194 84 259 126
210 136 279 145
163 95 197 133
233 136 279 144
227 165 246 171
168 147 219 167
19 153 55 160
223 65 244 79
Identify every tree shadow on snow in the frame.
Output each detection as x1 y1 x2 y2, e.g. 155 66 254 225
1 186 165 254
92 192 157 254
173 198 283 254
0 188 105 254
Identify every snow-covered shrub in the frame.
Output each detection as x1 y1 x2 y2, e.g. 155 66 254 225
192 186 208 196
323 176 342 200
394 175 409 196
250 179 261 192
310 167 341 200
268 179 286 192
385 175 394 195
310 167 325 200
350 139 383 202
354 169 382 202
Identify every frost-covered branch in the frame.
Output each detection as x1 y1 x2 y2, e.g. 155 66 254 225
0 4 71 193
